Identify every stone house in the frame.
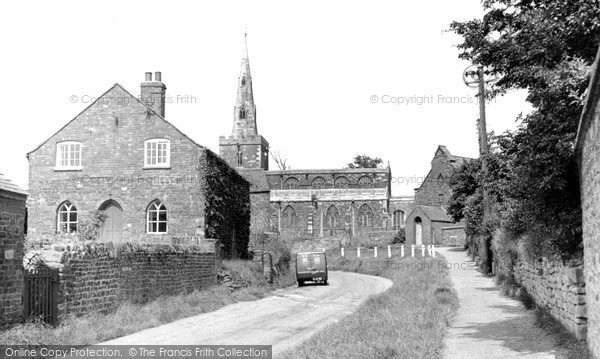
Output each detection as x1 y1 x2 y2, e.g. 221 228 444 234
575 43 600 359
0 173 27 326
26 73 250 257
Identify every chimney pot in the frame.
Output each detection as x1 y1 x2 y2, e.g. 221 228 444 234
145 72 152 81
155 71 162 82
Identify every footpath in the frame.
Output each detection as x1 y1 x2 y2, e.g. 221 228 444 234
438 247 558 359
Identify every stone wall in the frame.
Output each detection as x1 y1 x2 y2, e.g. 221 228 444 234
29 241 216 321
576 44 600 358
0 192 27 326
513 258 586 339
415 148 457 206
441 227 466 246
492 243 587 340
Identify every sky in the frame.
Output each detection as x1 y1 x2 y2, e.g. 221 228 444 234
0 0 532 196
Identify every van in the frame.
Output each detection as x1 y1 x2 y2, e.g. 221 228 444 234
296 251 328 286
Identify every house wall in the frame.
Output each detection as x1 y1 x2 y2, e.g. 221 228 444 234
0 192 26 326
27 85 206 243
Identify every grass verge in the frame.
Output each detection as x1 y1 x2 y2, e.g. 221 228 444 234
0 259 295 345
282 251 459 359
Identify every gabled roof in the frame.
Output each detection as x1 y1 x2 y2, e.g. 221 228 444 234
238 168 270 193
413 205 453 222
436 145 474 169
27 83 205 156
0 173 28 196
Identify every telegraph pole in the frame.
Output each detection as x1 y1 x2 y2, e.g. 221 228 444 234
463 65 501 275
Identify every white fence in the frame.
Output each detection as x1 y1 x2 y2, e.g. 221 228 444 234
337 244 436 259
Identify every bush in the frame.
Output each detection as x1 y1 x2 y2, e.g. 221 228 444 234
391 229 406 244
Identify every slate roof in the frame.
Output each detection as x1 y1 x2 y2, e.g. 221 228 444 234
437 145 474 169
416 205 453 222
238 169 270 193
0 173 28 196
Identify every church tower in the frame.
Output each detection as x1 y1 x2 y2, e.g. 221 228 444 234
219 33 269 170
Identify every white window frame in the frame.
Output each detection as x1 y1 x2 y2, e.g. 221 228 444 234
147 201 168 234
57 202 78 233
144 139 171 168
55 141 83 170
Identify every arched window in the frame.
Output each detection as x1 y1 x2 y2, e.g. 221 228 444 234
284 177 299 189
241 77 246 86
358 176 373 189
334 176 349 189
147 201 167 233
358 204 373 227
282 205 297 228
236 152 243 166
57 201 77 233
325 205 340 228
312 176 326 189
393 210 405 230
239 108 246 120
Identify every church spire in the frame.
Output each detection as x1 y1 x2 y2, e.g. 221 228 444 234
232 31 257 138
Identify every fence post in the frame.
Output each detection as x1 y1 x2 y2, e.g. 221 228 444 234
401 245 405 257
432 244 436 257
427 245 431 256
421 245 425 257
341 247 345 257
387 245 391 258
374 247 378 258
357 247 361 258
411 245 415 257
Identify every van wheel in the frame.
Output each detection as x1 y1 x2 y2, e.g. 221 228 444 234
298 280 304 287
323 280 328 285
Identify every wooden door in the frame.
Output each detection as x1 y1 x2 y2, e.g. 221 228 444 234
100 203 123 242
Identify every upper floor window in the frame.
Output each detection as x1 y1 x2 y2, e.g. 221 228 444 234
57 201 77 233
312 176 326 189
56 141 82 169
334 176 349 189
358 175 374 189
144 139 170 168
284 177 299 189
147 201 167 233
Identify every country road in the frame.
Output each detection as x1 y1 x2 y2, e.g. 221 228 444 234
99 271 392 357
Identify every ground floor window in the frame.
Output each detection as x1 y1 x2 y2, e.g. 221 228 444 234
57 201 77 233
147 201 167 233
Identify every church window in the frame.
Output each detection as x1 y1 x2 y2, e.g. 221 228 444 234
312 176 326 189
282 205 297 228
325 205 340 228
242 77 246 86
240 108 246 120
236 151 243 166
393 210 405 230
358 204 373 227
334 176 349 189
284 177 299 189
437 174 444 186
358 176 373 189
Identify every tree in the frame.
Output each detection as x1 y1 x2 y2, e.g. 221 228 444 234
270 150 290 170
449 0 599 256
346 154 383 169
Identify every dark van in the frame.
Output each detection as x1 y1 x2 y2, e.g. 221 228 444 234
296 251 328 286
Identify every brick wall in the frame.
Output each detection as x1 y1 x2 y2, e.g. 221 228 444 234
0 192 26 326
441 227 466 246
30 241 216 321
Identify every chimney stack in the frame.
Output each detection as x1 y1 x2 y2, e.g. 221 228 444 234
140 71 166 117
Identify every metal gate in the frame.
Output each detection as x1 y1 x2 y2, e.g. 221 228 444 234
23 267 59 325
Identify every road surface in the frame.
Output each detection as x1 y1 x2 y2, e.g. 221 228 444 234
99 271 392 357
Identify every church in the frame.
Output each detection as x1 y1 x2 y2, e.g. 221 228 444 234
218 35 469 246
